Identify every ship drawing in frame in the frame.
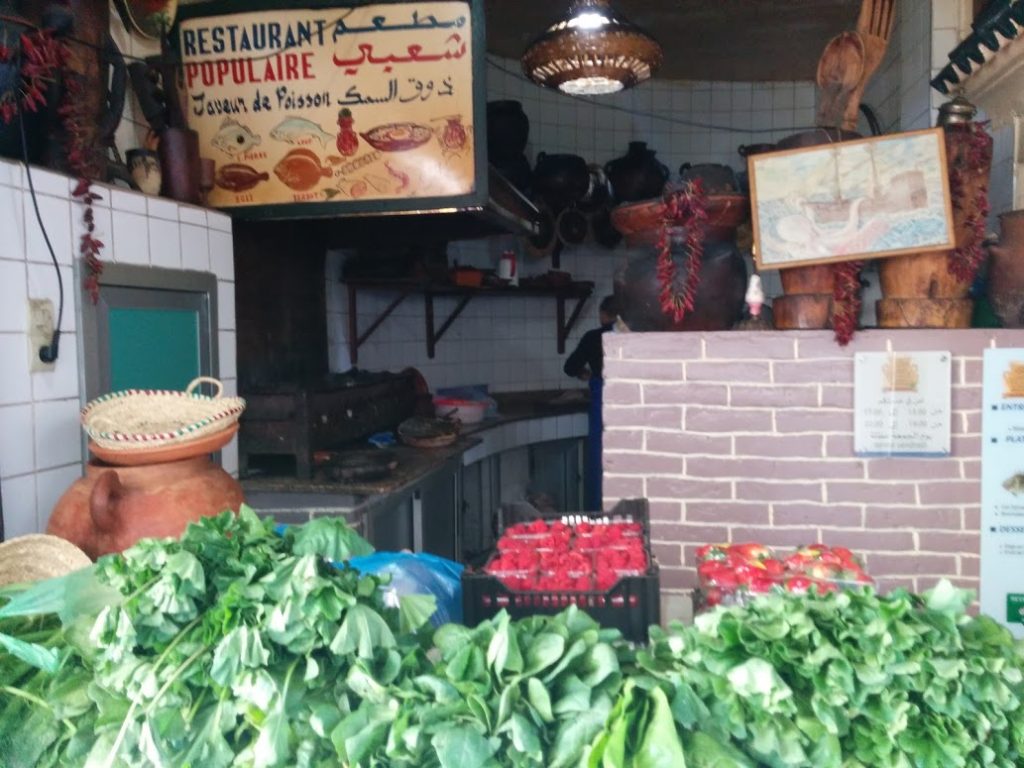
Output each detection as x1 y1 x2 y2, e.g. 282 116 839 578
750 127 955 270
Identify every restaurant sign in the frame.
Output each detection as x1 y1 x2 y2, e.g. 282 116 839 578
176 1 478 214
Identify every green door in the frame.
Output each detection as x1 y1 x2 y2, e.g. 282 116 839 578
108 307 201 391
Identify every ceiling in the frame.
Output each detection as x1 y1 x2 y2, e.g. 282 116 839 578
485 0 862 82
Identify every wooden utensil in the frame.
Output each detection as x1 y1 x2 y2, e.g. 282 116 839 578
816 31 865 129
842 0 896 131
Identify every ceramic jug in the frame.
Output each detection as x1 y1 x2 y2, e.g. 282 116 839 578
605 142 669 203
988 210 1024 328
47 456 244 559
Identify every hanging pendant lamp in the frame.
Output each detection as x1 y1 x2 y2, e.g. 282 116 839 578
521 0 663 96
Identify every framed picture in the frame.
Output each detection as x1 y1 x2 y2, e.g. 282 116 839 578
750 127 955 270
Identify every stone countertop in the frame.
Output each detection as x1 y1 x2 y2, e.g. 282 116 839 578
240 388 589 506
241 436 479 497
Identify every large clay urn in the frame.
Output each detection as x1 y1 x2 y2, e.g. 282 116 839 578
988 210 1024 328
47 457 244 559
610 195 749 331
614 233 747 331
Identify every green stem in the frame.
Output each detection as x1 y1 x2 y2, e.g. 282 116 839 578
103 645 211 768
1 685 52 712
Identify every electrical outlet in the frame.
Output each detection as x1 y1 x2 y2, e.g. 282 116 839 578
28 298 55 373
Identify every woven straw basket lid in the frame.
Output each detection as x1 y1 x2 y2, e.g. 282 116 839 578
0 535 92 587
82 377 246 451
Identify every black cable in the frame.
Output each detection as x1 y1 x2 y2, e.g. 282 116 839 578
486 56 820 136
18 103 63 364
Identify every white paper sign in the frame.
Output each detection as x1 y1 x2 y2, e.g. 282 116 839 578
981 348 1024 639
854 352 951 457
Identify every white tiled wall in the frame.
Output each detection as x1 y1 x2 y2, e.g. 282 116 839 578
327 63 818 391
866 0 1014 227
0 157 237 538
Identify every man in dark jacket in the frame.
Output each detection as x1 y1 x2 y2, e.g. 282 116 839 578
564 296 617 510
563 296 617 382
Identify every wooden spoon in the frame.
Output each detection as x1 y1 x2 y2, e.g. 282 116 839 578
842 0 896 131
815 31 866 129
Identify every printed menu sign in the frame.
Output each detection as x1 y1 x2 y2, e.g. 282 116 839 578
854 352 951 456
981 349 1024 639
177 2 476 209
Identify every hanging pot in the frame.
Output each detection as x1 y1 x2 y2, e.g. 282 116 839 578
614 230 747 331
557 207 589 245
486 100 530 164
605 141 669 203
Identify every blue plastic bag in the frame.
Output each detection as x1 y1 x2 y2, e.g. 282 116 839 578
348 552 464 626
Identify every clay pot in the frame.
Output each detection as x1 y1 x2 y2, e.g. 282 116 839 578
988 210 1024 327
614 231 747 332
47 456 244 559
486 100 530 163
610 195 750 246
159 126 202 205
605 141 670 204
678 163 740 195
126 148 161 195
533 152 590 212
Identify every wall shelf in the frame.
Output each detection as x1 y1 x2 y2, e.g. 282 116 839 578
342 279 594 364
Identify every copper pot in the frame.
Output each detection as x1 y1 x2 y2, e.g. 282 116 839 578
47 456 244 559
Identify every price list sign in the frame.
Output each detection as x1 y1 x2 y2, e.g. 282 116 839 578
981 348 1024 638
854 352 951 457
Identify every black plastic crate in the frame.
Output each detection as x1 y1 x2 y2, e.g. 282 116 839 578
463 498 660 644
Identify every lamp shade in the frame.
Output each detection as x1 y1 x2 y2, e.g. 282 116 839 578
521 0 662 95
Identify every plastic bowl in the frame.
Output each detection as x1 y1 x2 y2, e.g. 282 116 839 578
434 397 486 424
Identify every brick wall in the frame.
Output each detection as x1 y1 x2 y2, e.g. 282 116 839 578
602 329 1022 597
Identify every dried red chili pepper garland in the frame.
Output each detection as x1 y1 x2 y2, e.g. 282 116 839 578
656 180 709 324
60 67 105 303
945 121 992 284
0 26 105 302
0 28 62 123
831 260 863 346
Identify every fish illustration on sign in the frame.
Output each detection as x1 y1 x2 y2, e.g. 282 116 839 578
274 149 333 191
270 117 334 148
211 118 261 156
1004 473 1024 496
215 164 269 192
